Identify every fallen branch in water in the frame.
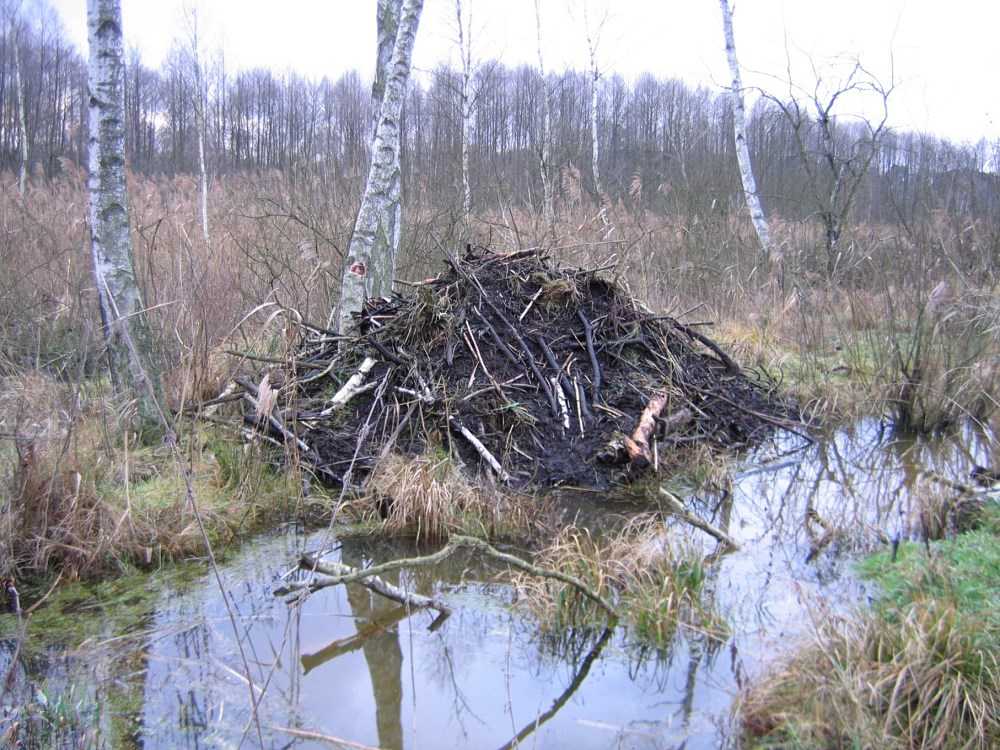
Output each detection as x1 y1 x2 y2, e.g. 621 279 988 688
279 553 452 627
659 489 739 550
277 535 617 621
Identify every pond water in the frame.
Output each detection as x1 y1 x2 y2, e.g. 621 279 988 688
1 418 994 749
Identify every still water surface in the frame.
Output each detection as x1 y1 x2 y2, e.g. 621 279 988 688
6 418 995 748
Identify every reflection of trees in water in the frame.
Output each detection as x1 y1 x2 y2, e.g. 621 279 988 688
340 542 404 750
731 419 994 562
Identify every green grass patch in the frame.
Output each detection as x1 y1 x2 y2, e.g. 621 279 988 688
742 511 1000 749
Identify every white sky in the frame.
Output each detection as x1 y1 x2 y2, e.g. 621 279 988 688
47 0 1000 145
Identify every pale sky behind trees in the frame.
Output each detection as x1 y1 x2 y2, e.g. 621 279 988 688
48 0 999 147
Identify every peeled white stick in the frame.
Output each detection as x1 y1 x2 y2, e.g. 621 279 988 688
321 357 377 416
449 417 512 483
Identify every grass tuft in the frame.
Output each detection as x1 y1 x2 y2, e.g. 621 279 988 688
513 515 724 647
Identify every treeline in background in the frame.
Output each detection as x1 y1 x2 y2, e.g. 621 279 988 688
2 4 999 431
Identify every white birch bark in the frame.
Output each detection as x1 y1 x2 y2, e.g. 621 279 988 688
190 12 210 243
88 0 161 425
719 0 773 263
582 2 607 226
455 0 473 216
533 0 554 229
11 18 28 196
336 0 422 334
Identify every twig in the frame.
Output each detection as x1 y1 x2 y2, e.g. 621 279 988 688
449 417 512 483
322 357 377 415
659 489 739 550
518 286 544 321
577 309 602 404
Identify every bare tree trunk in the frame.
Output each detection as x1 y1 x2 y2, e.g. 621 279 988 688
455 0 472 216
582 2 607 226
87 0 161 428
336 0 422 334
11 19 28 196
719 0 773 263
533 0 554 230
190 13 210 243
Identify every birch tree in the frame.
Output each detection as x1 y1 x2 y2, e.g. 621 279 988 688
88 0 161 427
336 0 423 334
533 0 554 229
7 6 29 195
183 5 210 242
455 0 473 216
719 0 772 263
581 1 607 226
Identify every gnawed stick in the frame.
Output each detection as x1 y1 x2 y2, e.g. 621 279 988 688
552 377 571 430
670 320 740 375
321 357 377 416
622 395 693 468
659 489 739 550
449 417 512 483
537 335 593 424
278 535 617 620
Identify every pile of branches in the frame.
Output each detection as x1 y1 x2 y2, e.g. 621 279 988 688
232 247 796 491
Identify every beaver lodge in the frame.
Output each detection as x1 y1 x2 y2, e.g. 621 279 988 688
232 247 796 492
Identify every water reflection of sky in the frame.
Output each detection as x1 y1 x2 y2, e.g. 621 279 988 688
7 418 995 749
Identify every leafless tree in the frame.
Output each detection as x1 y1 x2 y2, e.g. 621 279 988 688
454 0 473 216
3 1 29 195
762 56 894 272
533 0 554 229
181 4 210 242
581 0 608 226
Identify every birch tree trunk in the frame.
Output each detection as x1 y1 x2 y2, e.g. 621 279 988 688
455 0 472 216
11 18 29 196
336 0 422 334
88 0 161 428
719 0 773 264
533 0 554 230
189 11 210 243
582 2 607 226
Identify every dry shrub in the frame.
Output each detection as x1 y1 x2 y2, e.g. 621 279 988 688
741 601 999 750
355 452 538 543
514 515 721 646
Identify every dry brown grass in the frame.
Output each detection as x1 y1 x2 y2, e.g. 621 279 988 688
0 374 312 580
348 452 542 543
741 601 999 750
513 515 723 646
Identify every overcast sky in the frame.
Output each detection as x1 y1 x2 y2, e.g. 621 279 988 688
47 0 999 146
